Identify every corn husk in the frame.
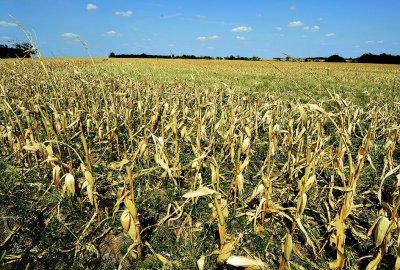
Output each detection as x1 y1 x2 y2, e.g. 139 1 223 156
64 173 75 197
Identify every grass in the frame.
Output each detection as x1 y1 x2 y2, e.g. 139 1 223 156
0 58 400 270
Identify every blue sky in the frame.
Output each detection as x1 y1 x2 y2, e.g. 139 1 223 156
1 0 399 58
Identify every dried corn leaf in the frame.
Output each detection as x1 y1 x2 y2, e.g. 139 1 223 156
109 159 130 170
248 183 264 202
84 170 95 187
211 199 229 219
197 255 206 270
23 142 41 152
124 198 138 217
296 218 316 255
366 249 384 270
217 239 236 264
183 186 218 198
396 255 400 270
226 255 265 268
155 253 173 266
297 105 307 124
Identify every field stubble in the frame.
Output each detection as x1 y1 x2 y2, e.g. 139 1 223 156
0 58 400 269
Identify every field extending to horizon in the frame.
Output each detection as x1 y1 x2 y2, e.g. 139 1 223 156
1 58 400 270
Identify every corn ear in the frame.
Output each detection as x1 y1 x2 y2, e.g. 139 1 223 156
241 137 250 153
374 216 390 247
283 233 293 261
64 173 75 197
121 209 138 241
52 165 61 187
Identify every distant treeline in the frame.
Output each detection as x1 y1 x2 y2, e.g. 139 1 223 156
110 52 400 64
324 53 400 64
277 53 400 64
109 52 261 61
355 53 400 64
0 43 34 58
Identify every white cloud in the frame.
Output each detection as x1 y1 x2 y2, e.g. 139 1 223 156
207 46 214 49
196 35 220 41
367 40 384 44
275 27 282 31
115 10 133 17
325 33 336 37
86 3 97 10
303 25 320 31
236 36 246 40
61 33 80 40
0 36 11 40
104 30 120 37
288 21 304 27
232 26 253 33
0 20 17 27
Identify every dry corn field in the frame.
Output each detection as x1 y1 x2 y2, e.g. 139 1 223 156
1 58 400 270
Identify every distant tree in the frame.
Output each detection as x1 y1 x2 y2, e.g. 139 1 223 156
356 53 400 64
15 42 37 57
325 54 346 62
0 42 35 58
109 52 116 58
225 55 235 60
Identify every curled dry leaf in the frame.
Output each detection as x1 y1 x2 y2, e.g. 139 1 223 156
296 193 307 217
226 255 266 269
197 255 206 270
84 170 95 187
155 253 173 266
217 239 236 265
23 142 42 152
183 186 218 198
109 159 130 170
248 183 264 202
